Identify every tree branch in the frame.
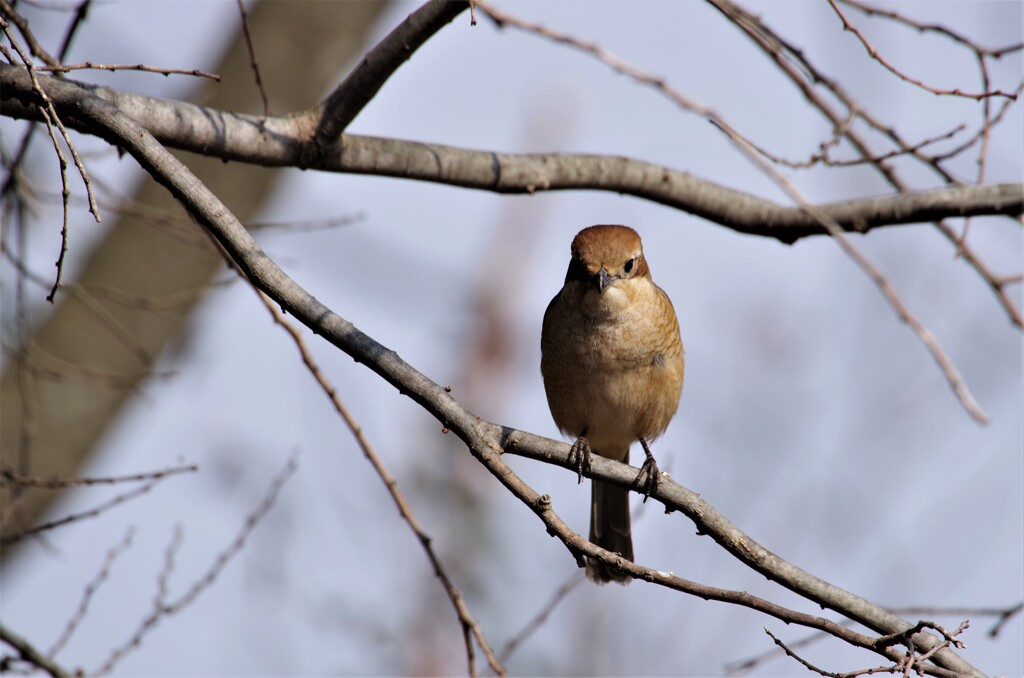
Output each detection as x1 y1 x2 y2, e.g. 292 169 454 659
1 64 1019 244
295 0 468 162
0 623 73 678
255 290 505 677
705 0 1023 328
26 67 985 678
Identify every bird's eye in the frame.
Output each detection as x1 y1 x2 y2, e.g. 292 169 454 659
623 257 635 274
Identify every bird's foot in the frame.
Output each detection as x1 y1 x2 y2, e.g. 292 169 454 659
568 436 592 484
635 437 661 502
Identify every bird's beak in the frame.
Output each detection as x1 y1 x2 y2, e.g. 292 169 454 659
595 267 615 292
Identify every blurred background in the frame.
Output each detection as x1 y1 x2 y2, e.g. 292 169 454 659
1 1 1021 675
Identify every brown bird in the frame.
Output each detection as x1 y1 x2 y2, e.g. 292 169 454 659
541 225 684 584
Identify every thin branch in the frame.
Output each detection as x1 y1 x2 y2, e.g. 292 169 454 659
873 620 966 652
839 0 1024 58
827 0 1017 100
94 453 298 675
724 124 989 423
0 463 197 489
764 628 906 678
37 61 220 81
986 601 1023 637
233 0 269 116
48 526 135 657
956 45 996 255
255 291 505 676
1 234 236 316
705 0 1022 328
746 122 965 170
0 238 167 364
0 22 72 302
0 8 99 304
1 479 158 544
0 16 99 223
931 82 1024 163
2 343 166 390
249 212 365 232
4 162 36 497
477 0 713 117
498 572 584 666
55 0 91 63
0 0 60 67
728 603 1020 674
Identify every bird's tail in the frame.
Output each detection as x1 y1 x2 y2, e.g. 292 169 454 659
588 478 633 584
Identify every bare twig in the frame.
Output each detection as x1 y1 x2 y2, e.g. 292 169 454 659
955 44 996 255
255 291 505 677
1 21 72 302
3 175 36 504
894 603 1023 639
0 238 176 363
0 0 60 66
873 619 966 652
909 622 969 674
477 0 714 118
0 238 236 317
931 82 1024 163
1 463 197 489
839 0 1024 58
94 452 298 675
827 0 1017 100
233 0 269 115
1 344 167 390
746 122 965 170
831 0 1017 256
0 10 99 303
48 527 135 656
728 603 1021 674
986 601 1023 637
764 628 909 678
723 124 990 423
249 212 365 232
55 0 91 62
37 61 220 81
705 0 1023 328
1 480 158 544
0 15 99 223
498 572 584 665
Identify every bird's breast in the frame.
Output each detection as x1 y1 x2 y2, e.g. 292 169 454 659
540 281 684 450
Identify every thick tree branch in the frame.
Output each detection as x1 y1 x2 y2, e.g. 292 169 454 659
1 64 1019 243
26 68 985 678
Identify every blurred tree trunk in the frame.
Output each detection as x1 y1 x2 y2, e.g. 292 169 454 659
1 0 391 562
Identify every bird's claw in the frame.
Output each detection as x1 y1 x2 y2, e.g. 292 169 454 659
635 438 661 503
568 436 592 484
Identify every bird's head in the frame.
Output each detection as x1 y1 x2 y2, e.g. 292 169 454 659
565 225 651 298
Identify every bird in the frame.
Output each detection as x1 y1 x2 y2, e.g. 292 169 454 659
541 225 684 584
